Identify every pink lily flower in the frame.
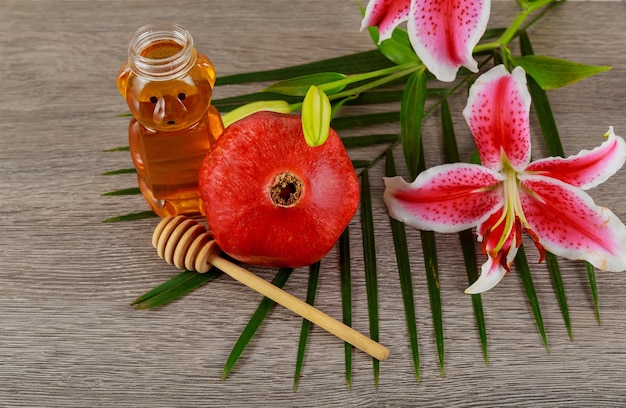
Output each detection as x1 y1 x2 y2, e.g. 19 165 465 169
384 65 626 293
360 0 491 82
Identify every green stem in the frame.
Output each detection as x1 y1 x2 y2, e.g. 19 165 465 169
473 0 556 54
289 64 423 112
319 63 417 93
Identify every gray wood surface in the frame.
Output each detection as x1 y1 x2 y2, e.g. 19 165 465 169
2 1 626 406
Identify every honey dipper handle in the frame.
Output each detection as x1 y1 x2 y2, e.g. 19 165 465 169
209 256 390 361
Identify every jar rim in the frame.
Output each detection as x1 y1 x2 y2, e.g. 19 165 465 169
128 22 196 80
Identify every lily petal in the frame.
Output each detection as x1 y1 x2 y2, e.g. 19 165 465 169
465 255 508 294
519 174 626 271
526 127 626 190
361 0 411 43
468 218 520 294
463 65 531 171
383 163 505 233
407 0 490 82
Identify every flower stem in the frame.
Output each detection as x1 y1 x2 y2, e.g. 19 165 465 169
319 63 418 93
330 65 423 101
473 0 557 54
289 64 423 111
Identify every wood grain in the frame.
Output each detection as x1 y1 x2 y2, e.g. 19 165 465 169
1 1 626 406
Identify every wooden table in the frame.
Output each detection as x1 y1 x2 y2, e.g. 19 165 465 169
2 1 626 406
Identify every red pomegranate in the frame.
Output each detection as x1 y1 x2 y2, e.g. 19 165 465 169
198 111 359 268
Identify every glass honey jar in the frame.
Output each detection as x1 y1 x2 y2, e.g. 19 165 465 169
117 22 223 217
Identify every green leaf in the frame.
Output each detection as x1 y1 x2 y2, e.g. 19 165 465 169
222 268 294 380
101 168 136 176
440 99 460 163
341 133 399 149
359 169 380 387
520 31 576 337
515 245 549 351
440 99 488 364
213 92 301 112
294 262 321 391
102 210 157 223
215 49 394 86
351 160 372 169
367 26 420 66
385 149 420 382
104 146 129 152
212 87 425 116
420 231 445 377
341 87 446 107
421 230 444 376
545 253 573 340
132 269 221 309
459 229 488 363
510 54 611 90
339 227 353 390
345 89 405 105
586 262 601 325
102 187 141 196
415 146 445 376
302 85 332 146
401 70 427 179
262 72 348 96
523 69 564 157
331 111 399 130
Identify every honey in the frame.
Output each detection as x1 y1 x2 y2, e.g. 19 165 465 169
117 23 223 217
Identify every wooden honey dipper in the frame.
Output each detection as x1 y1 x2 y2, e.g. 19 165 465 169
152 215 390 361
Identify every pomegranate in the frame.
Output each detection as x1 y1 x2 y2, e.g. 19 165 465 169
198 111 359 268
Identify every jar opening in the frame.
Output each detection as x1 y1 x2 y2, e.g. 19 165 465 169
128 22 196 80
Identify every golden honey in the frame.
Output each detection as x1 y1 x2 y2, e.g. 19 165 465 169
117 23 223 217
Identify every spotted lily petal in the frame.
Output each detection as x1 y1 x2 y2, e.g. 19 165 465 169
519 174 626 271
407 0 490 82
465 246 514 294
463 66 532 172
361 0 411 43
383 163 505 233
526 127 626 190
466 207 520 293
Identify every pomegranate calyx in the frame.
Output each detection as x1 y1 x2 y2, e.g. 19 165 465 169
270 172 303 208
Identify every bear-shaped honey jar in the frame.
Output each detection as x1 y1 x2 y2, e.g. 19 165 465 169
117 22 223 217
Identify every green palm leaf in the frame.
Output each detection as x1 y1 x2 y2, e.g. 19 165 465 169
420 230 444 375
546 253 573 340
400 70 427 179
102 210 157 223
339 227 353 390
385 149 420 382
132 269 221 309
520 30 581 333
440 99 488 364
515 245 549 351
331 111 400 130
103 146 129 152
359 168 381 387
586 263 601 324
215 50 393 86
101 168 136 176
293 262 321 391
222 268 294 380
102 187 140 196
341 134 399 149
